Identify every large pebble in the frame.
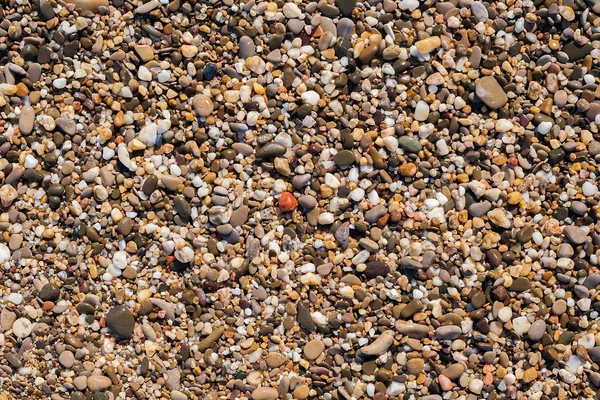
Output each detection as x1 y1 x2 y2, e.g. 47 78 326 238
475 76 508 109
19 105 35 135
252 387 279 400
106 305 135 338
193 94 214 117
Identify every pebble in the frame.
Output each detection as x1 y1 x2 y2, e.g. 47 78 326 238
475 76 508 109
528 320 546 342
193 94 214 117
563 226 587 244
105 306 135 338
19 105 35 135
12 318 33 338
252 387 279 400
87 376 112 392
304 339 325 360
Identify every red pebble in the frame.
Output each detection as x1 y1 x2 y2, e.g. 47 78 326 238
279 192 298 212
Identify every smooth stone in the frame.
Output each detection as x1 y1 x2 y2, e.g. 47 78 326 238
256 143 286 159
297 302 316 331
361 330 394 356
197 326 225 351
55 118 76 135
471 2 489 20
336 0 355 16
563 41 593 61
232 143 254 156
19 105 35 135
39 0 56 20
134 45 154 62
441 363 465 380
142 176 158 195
471 292 486 308
173 197 191 222
552 299 567 315
563 226 587 244
395 321 431 339
435 325 462 340
589 347 600 362
252 387 279 400
266 352 287 368
161 175 182 191
510 277 530 292
365 204 387 223
475 76 508 109
298 195 317 209
5 353 22 368
335 222 350 249
334 150 355 166
65 0 109 12
407 358 425 375
59 351 75 368
238 36 256 59
39 283 60 301
398 136 422 153
87 376 112 392
364 261 390 278
304 339 325 360
230 205 249 227
13 318 33 338
527 320 546 342
135 0 159 13
105 305 135 338
192 94 214 117
584 274 600 289
469 201 492 217
170 391 188 400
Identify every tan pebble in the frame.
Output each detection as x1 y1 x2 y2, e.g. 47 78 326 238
293 385 310 400
252 387 279 400
415 36 441 54
87 376 112 392
192 94 214 117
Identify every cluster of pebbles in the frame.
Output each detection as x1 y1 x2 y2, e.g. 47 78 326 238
2 0 600 399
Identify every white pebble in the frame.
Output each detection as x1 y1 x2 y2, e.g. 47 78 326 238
53 78 67 89
112 251 128 269
301 91 320 106
318 212 334 225
138 66 153 81
582 181 598 196
414 101 430 121
24 154 38 169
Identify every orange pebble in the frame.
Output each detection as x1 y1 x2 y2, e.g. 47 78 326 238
278 192 297 212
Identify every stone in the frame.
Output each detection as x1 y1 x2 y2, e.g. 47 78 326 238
361 330 394 356
238 36 256 59
304 339 325 360
39 283 60 301
59 351 75 368
336 0 355 17
415 37 441 54
527 320 546 342
476 76 508 109
12 318 33 338
435 325 462 340
192 94 214 117
106 305 135 338
563 226 587 244
19 105 35 135
252 387 279 400
334 150 355 167
87 376 112 392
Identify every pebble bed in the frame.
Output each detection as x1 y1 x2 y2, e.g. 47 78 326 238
1 0 600 399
